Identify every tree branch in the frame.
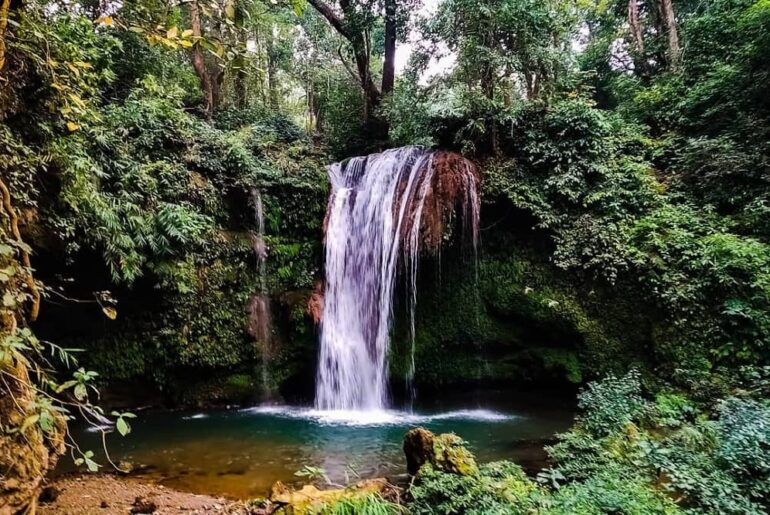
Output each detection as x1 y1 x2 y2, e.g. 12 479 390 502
337 45 362 85
306 0 352 42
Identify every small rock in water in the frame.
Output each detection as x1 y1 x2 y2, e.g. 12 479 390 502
130 496 157 514
118 460 134 473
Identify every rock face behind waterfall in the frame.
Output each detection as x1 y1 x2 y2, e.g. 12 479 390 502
315 146 480 411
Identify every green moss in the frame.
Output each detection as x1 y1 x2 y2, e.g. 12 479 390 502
177 373 259 407
391 242 647 387
432 433 480 476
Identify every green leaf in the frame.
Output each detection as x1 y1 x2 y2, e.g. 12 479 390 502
39 410 55 433
116 417 130 436
85 457 100 472
56 380 78 393
74 383 87 401
20 414 40 433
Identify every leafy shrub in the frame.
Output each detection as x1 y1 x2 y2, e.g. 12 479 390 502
544 464 680 515
409 462 538 515
577 370 647 436
314 493 403 515
716 398 770 503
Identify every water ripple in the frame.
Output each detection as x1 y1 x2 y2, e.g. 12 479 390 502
240 405 518 426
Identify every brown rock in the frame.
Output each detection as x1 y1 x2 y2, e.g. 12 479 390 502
130 496 157 514
404 427 435 475
403 427 479 476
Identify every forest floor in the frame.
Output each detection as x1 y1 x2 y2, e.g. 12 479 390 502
38 474 251 514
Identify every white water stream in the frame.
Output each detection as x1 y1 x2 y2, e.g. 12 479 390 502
315 146 479 411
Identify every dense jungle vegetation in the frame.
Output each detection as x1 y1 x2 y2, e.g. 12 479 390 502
1 0 770 512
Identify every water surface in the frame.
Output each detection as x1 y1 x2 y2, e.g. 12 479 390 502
65 389 573 499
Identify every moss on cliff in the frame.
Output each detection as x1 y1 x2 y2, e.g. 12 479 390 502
389 224 652 388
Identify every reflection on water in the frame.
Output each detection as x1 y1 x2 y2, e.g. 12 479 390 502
61 389 574 499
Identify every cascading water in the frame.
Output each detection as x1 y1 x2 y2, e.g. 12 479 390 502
247 188 273 395
315 146 480 411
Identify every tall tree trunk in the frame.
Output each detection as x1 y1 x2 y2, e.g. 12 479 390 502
190 0 216 117
628 0 644 53
659 0 680 69
628 0 648 76
266 27 279 108
235 66 247 108
234 0 248 108
0 0 12 73
351 33 381 121
381 0 396 96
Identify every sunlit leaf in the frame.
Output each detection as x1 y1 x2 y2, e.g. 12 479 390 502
116 417 130 436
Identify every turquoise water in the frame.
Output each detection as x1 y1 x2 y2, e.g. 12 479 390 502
65 389 573 499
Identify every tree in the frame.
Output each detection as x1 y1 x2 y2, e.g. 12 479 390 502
306 0 397 124
190 0 222 116
658 0 680 69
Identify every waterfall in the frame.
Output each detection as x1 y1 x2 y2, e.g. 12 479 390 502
247 189 273 395
315 146 480 411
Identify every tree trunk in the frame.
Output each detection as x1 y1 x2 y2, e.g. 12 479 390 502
266 27 279 108
190 0 216 117
0 0 12 73
235 66 247 108
628 0 649 76
352 34 381 121
659 0 680 69
628 0 644 53
234 1 248 108
381 0 396 96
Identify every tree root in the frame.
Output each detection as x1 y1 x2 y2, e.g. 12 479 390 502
0 177 41 321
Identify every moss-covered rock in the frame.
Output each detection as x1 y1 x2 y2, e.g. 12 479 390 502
404 427 479 476
0 359 66 512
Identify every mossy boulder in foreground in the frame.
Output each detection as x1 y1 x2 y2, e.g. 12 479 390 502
403 427 479 476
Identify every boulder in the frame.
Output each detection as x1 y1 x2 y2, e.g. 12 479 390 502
403 427 479 476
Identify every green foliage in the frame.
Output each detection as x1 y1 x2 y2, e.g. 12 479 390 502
577 371 646 436
546 373 770 514
409 373 770 514
543 464 680 515
409 461 539 515
314 494 404 515
4 1 770 511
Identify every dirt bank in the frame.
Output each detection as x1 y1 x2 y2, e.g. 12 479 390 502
39 475 250 514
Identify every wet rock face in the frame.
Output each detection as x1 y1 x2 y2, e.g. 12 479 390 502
403 427 479 476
